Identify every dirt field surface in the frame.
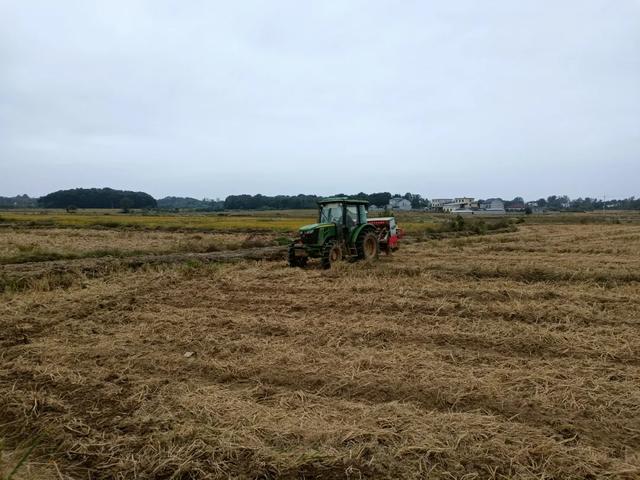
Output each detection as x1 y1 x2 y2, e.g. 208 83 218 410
1 223 639 479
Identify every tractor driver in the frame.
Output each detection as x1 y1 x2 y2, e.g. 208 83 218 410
346 205 358 228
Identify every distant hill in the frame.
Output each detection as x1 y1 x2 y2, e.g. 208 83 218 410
38 188 157 209
0 194 38 207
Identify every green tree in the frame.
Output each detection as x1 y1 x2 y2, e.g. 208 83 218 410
38 188 156 209
120 197 133 213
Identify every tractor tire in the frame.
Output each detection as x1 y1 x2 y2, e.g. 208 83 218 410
320 240 342 269
288 244 308 268
356 231 379 261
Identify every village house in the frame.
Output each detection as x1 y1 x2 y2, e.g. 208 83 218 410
441 197 475 213
429 196 509 215
479 198 506 214
388 197 412 210
506 201 525 212
441 197 473 213
442 202 470 213
526 201 544 214
430 198 453 210
431 197 476 212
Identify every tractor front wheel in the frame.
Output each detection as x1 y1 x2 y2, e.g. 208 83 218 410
321 240 342 269
356 231 379 261
288 244 308 268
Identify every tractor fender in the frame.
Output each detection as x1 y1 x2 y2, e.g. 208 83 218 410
349 223 376 245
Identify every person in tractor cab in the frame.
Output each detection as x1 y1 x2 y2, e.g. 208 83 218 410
319 203 342 224
346 205 357 228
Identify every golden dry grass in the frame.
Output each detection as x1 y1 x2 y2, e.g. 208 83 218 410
0 211 314 233
0 228 280 264
0 210 444 235
1 223 639 479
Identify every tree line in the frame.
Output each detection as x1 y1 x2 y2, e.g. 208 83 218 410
524 195 640 211
0 194 38 207
157 196 224 210
224 192 431 210
2 189 640 211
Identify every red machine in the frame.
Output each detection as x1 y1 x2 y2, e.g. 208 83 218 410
367 217 403 254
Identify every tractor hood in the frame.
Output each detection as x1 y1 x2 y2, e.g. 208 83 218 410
299 223 334 233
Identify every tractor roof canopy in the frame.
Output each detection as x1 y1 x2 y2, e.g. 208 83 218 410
318 197 369 206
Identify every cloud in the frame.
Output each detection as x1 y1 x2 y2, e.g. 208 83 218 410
1 0 639 199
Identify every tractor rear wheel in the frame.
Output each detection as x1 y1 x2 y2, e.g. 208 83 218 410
356 231 379 261
321 240 342 269
288 244 308 268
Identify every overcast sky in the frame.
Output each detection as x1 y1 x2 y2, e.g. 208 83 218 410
1 1 638 200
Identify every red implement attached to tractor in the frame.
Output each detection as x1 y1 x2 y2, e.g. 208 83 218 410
367 217 403 255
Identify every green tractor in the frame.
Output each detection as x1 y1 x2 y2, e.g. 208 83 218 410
288 197 379 269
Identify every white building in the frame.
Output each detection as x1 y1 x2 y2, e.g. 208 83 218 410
526 201 544 214
431 197 475 212
388 197 412 210
441 197 475 213
430 198 453 209
442 202 472 213
480 198 506 214
442 202 462 212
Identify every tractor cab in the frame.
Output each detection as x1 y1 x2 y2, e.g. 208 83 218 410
318 197 369 232
288 197 379 269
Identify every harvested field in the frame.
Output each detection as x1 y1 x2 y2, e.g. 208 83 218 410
1 222 639 479
0 227 281 264
0 209 501 236
0 211 315 233
0 245 287 293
